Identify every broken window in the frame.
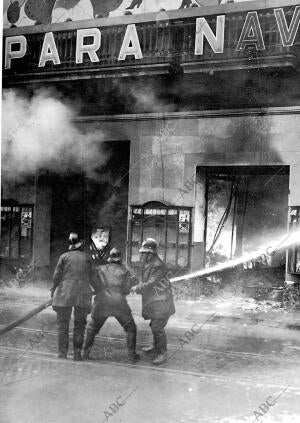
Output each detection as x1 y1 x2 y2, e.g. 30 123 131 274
288 207 300 274
0 205 33 260
204 166 289 267
128 202 192 269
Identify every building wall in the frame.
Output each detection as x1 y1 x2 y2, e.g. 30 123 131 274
33 180 52 271
3 108 298 274
81 107 300 271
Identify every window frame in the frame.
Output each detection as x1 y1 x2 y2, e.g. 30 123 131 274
128 201 192 269
0 203 34 261
288 207 300 274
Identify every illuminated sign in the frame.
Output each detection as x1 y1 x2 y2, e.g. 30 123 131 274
4 6 300 70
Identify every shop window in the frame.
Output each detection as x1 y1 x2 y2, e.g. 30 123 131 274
288 207 300 274
0 205 33 260
128 202 192 269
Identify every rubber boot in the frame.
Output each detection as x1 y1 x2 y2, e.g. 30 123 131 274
152 333 167 365
142 336 157 355
127 331 140 363
82 327 97 360
82 350 91 361
57 352 67 359
142 346 155 354
153 353 168 365
57 330 68 359
73 316 86 358
73 348 82 361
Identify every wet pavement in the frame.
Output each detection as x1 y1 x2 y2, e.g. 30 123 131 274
1 287 300 423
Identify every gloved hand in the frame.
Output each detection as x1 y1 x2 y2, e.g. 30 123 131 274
131 283 143 294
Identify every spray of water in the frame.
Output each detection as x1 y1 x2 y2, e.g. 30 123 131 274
170 230 300 283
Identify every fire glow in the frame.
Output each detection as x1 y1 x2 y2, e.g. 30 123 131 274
170 230 300 283
4 6 300 69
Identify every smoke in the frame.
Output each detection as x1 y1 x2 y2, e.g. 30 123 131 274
2 89 107 180
127 84 175 113
110 79 176 113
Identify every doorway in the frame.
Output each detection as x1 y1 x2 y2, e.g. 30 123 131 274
49 141 130 270
202 166 289 284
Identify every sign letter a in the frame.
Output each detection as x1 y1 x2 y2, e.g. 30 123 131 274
118 24 143 60
39 32 61 67
236 12 265 51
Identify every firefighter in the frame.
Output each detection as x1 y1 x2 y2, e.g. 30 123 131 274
83 248 140 363
132 238 175 365
51 233 96 361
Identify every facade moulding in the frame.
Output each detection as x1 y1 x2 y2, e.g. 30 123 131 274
3 0 299 36
76 107 300 123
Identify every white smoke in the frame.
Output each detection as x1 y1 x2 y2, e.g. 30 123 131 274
2 89 107 180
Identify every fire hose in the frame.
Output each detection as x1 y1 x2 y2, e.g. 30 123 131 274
0 250 286 337
0 239 110 337
0 232 298 337
0 299 52 336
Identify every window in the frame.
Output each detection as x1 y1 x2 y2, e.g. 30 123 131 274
288 207 300 274
128 201 192 269
0 204 33 260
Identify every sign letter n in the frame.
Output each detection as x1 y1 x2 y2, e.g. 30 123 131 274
195 15 225 55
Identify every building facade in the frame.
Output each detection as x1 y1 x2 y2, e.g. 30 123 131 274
2 0 300 286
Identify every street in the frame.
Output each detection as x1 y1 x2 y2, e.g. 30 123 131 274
2 0 300 421
1 288 300 423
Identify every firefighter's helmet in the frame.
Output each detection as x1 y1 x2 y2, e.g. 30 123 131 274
139 238 158 254
68 232 84 250
107 247 122 263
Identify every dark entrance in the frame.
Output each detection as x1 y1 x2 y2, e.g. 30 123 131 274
49 141 130 270
202 166 289 287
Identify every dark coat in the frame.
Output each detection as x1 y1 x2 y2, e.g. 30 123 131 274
138 254 175 320
91 262 137 319
52 246 95 309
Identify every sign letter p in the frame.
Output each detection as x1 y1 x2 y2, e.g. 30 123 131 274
5 36 27 69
